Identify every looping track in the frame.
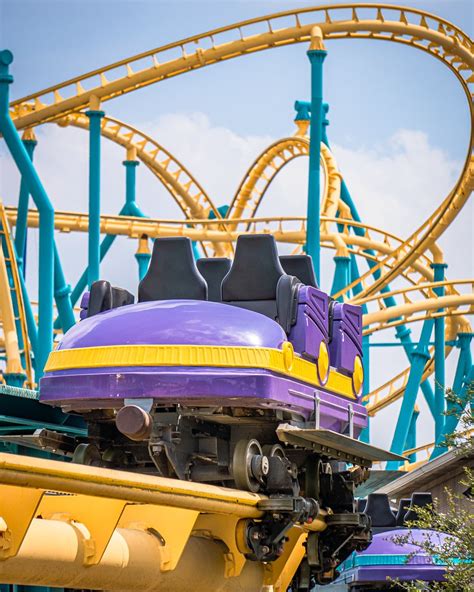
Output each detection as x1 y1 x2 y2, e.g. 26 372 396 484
10 3 473 300
1 3 472 452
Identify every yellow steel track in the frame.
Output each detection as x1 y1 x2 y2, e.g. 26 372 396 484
9 4 473 300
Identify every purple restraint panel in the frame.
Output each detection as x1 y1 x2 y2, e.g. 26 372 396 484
289 286 329 362
40 300 366 433
329 302 363 374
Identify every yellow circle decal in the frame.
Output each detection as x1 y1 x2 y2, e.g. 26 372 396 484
352 355 364 396
282 341 294 371
317 341 330 385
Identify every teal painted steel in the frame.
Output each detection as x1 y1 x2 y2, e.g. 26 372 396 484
432 332 473 458
406 407 419 463
306 49 326 284
387 319 434 468
135 251 151 281
330 255 350 300
53 244 75 332
0 50 54 379
86 109 105 288
14 137 36 277
431 262 448 442
55 159 148 318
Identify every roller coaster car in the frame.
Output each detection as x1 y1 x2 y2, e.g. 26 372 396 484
39 234 404 583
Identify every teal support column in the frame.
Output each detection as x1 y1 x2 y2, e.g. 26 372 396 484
431 262 448 442
14 132 37 276
432 332 473 458
135 236 151 281
305 33 327 284
405 407 419 463
387 319 434 468
86 104 105 288
395 324 436 417
330 255 350 301
0 50 54 378
53 244 75 332
123 153 140 211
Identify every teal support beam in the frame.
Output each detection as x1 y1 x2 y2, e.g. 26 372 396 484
387 319 434 469
124 156 139 210
17 262 38 357
330 255 350 301
305 36 327 284
65 146 146 313
431 262 448 441
135 236 151 281
14 134 36 276
0 50 54 378
432 332 473 458
53 244 75 332
405 407 419 463
86 105 105 288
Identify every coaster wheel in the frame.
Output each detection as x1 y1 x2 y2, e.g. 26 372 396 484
232 438 264 493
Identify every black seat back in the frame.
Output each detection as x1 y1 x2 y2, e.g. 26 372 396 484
87 280 113 318
222 235 300 331
364 493 396 527
87 281 134 318
395 498 411 526
138 237 207 302
404 492 433 522
222 234 285 320
279 255 318 287
197 257 231 302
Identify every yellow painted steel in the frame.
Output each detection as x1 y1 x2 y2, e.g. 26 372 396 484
10 5 473 131
9 5 473 302
60 114 232 256
44 343 356 399
0 453 328 591
0 201 33 385
64 113 221 221
5 206 471 414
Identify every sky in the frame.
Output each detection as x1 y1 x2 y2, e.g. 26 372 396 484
0 0 473 451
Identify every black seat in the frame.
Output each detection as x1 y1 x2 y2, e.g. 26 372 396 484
87 281 134 318
196 257 231 302
404 492 433 522
395 498 411 526
221 234 301 333
364 493 396 527
112 286 135 308
138 237 207 302
279 255 318 288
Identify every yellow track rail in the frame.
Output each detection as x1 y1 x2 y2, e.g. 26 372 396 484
4 206 472 415
0 202 33 386
10 4 473 299
0 452 324 591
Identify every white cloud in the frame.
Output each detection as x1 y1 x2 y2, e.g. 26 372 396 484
1 113 471 450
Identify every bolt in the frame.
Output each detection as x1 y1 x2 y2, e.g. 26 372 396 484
261 545 270 555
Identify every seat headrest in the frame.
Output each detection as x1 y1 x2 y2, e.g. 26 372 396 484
404 492 433 522
395 498 411 526
138 237 207 302
279 255 318 288
222 235 285 301
196 258 231 302
87 280 113 317
364 493 396 527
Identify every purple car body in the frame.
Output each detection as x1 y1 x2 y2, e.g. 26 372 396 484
317 529 449 590
41 286 366 435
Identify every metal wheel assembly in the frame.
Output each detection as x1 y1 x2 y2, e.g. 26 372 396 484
232 438 268 492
